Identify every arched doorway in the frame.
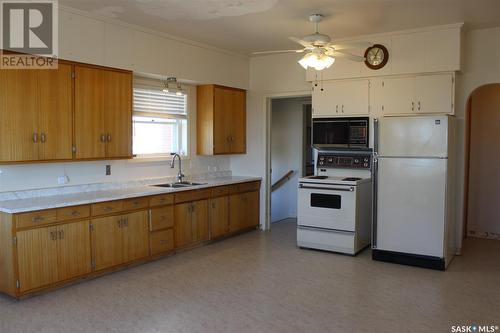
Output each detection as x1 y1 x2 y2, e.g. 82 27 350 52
464 84 500 240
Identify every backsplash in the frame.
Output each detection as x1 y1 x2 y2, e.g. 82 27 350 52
0 156 230 193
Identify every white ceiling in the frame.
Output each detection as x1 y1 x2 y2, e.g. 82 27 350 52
60 0 500 55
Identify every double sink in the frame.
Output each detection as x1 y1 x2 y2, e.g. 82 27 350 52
152 181 207 189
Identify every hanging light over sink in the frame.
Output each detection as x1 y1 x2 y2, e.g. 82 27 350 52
163 77 185 96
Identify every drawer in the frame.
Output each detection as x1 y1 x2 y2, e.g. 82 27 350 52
56 205 90 221
91 200 124 216
149 194 174 207
150 206 174 231
229 181 261 194
175 189 211 204
123 197 149 211
211 186 230 198
16 210 57 229
150 229 174 256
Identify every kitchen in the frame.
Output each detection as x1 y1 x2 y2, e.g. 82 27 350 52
1 1 500 332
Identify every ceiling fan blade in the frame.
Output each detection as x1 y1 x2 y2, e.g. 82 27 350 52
330 41 373 50
289 37 313 48
252 49 305 55
331 51 365 62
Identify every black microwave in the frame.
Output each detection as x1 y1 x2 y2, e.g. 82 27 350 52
312 117 369 149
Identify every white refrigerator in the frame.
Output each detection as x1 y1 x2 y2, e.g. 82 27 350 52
372 115 456 270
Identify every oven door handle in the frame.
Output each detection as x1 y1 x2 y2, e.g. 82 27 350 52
299 184 354 192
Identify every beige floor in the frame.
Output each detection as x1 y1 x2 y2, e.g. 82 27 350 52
1 219 499 333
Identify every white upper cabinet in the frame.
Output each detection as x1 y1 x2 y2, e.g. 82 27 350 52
381 77 415 115
312 79 370 117
306 24 462 81
380 73 454 115
415 74 454 114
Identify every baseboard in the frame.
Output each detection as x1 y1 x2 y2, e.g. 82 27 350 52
372 249 446 271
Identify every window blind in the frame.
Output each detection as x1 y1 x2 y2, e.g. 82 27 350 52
133 86 187 119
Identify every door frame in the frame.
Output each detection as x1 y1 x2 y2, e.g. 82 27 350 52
263 90 311 231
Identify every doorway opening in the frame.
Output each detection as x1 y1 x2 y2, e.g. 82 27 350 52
464 84 500 241
269 96 312 229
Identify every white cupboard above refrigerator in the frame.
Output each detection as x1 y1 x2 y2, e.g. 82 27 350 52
312 79 370 118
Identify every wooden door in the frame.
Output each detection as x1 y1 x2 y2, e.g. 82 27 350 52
340 80 370 116
242 191 259 229
92 215 124 271
381 77 415 115
229 194 244 233
0 69 38 162
56 220 92 281
122 211 149 263
230 89 246 153
174 202 193 248
192 200 209 243
210 196 229 239
104 70 132 158
414 74 453 114
213 86 232 154
38 63 73 160
74 65 106 159
16 226 59 292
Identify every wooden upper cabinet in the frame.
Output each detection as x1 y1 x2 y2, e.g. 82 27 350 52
197 84 246 155
103 70 132 158
38 63 74 160
74 65 132 160
0 69 39 162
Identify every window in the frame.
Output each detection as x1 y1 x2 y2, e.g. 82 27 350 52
132 84 188 157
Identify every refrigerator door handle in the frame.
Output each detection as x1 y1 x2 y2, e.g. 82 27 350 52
374 118 379 156
372 157 378 248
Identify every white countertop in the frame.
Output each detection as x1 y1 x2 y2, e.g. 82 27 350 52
0 176 261 214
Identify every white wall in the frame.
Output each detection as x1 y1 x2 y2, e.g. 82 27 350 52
270 98 310 223
230 53 312 229
0 7 249 193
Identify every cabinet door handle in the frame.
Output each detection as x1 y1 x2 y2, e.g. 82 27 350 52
40 133 46 143
107 133 111 142
100 134 106 143
58 230 64 240
418 101 421 111
211 202 216 209
117 219 122 228
341 105 344 113
32 133 38 143
50 231 57 241
335 105 338 113
411 102 415 111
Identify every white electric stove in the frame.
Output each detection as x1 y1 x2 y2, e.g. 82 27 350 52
297 151 372 255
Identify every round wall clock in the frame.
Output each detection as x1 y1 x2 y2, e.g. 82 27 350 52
364 44 389 70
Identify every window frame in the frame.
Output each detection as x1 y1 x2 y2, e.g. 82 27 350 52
131 78 193 162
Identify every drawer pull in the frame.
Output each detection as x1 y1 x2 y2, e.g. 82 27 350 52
32 216 45 222
71 210 80 216
104 206 113 212
160 240 168 245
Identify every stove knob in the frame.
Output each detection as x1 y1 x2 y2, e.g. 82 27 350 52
364 157 369 162
354 158 360 164
363 163 368 167
328 158 333 163
319 161 325 166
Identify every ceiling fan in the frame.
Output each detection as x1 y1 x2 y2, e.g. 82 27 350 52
253 14 373 71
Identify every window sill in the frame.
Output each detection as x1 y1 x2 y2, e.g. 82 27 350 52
129 155 190 164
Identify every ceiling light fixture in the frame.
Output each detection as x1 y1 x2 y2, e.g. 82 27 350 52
163 77 185 96
298 51 335 71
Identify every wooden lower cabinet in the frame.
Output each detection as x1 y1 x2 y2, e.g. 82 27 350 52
92 211 149 271
150 229 174 256
16 220 91 293
229 191 259 233
210 196 229 239
174 200 209 248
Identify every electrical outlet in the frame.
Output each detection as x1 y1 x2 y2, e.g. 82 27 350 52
106 165 111 176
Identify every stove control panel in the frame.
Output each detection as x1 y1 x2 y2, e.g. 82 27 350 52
317 153 372 169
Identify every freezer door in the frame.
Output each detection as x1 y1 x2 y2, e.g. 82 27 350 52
375 157 446 257
378 115 449 157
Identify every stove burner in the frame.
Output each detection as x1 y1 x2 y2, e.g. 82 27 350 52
342 177 362 181
307 176 328 180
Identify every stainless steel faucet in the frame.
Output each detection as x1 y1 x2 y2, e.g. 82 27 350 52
170 153 184 183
